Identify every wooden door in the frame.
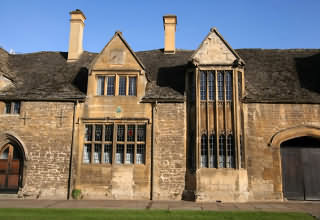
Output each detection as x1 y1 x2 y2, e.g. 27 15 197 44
302 148 320 200
0 144 21 192
281 147 305 200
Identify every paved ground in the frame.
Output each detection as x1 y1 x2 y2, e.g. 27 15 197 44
0 199 319 219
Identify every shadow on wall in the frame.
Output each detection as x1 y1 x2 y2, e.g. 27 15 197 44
295 53 320 94
157 64 187 95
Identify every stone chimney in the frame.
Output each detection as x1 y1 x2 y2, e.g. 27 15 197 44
163 15 177 54
67 9 86 62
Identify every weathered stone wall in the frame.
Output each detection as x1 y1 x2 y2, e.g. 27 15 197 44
153 103 186 200
244 103 320 201
0 101 74 199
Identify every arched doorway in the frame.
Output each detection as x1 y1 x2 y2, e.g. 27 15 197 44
0 143 23 193
281 136 320 200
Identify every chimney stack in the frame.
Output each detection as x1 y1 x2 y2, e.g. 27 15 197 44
67 9 86 62
163 15 177 54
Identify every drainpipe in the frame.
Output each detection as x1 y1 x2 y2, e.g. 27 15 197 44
67 101 77 200
150 101 157 200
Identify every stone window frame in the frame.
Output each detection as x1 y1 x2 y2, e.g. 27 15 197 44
83 123 146 165
96 74 137 97
4 101 21 115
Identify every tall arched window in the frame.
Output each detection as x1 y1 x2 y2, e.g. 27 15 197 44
201 134 208 168
226 71 233 101
200 71 207 100
226 134 235 168
219 134 225 168
218 71 224 101
209 134 217 168
208 71 215 101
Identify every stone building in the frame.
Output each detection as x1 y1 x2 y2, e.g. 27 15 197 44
0 9 319 201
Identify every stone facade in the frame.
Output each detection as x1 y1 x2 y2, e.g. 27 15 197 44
153 103 186 200
0 101 75 199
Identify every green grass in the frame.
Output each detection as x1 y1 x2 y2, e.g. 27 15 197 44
0 208 314 220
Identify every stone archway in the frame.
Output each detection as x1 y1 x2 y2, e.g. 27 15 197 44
0 133 27 193
269 126 320 201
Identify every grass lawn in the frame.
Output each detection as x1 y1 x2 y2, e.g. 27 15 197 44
0 208 314 220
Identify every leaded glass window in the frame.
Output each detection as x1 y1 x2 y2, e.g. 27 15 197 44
106 76 115 96
4 101 21 114
238 71 242 100
94 144 101 163
85 125 92 141
95 125 102 141
97 76 105 95
226 71 233 101
126 144 134 164
240 135 245 168
129 77 137 96
226 134 235 168
83 144 91 163
117 125 125 141
210 134 217 168
116 144 124 164
105 125 113 141
218 71 224 101
219 134 225 168
136 144 145 164
201 134 208 168
208 71 215 101
119 76 126 96
200 71 207 100
127 125 135 142
137 125 146 142
103 144 112 164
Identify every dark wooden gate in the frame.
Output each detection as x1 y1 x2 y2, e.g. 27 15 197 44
0 144 22 193
281 137 320 201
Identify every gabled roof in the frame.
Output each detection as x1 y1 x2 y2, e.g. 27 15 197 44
191 28 245 66
89 31 145 72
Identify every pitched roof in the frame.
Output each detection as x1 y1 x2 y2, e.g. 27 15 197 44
1 47 320 103
237 49 320 103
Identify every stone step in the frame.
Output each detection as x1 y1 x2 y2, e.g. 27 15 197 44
0 194 19 200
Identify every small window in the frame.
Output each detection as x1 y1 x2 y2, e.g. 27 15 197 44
127 125 135 142
4 101 20 114
105 125 113 141
137 125 146 141
97 76 105 95
95 125 103 141
119 76 126 96
129 77 137 96
200 71 207 100
117 125 125 141
85 125 93 141
83 144 91 163
94 144 102 164
106 76 115 96
201 134 208 168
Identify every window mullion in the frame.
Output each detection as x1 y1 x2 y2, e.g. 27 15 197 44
126 76 129 96
115 75 119 96
101 125 105 163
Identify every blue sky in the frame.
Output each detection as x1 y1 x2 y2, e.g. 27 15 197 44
1 0 319 53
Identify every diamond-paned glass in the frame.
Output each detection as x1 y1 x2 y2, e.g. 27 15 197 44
226 71 233 101
126 144 134 164
117 125 125 141
136 144 145 164
219 135 226 168
116 144 124 164
208 71 215 101
200 71 207 100
105 125 113 142
127 125 135 142
119 76 126 96
95 125 103 141
218 71 224 101
137 125 146 141
103 144 112 164
94 144 101 164
106 76 115 96
85 125 92 141
129 77 137 96
201 134 208 168
97 76 105 95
